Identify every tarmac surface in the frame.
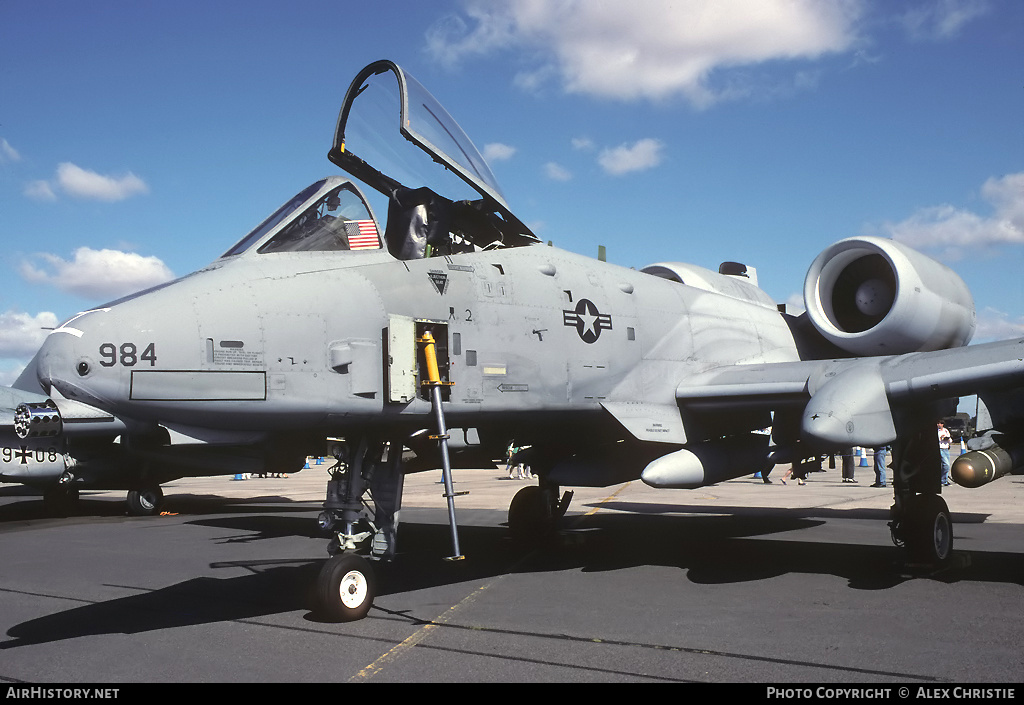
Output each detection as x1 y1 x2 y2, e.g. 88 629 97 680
1 453 1022 684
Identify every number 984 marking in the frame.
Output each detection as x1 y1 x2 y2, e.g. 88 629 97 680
99 343 157 367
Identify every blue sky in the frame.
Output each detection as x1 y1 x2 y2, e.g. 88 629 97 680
1 1 1022 395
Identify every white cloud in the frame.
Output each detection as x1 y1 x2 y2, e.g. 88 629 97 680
24 162 149 202
1 138 20 163
56 162 149 201
0 310 59 358
427 0 864 106
20 247 174 301
543 162 573 181
784 292 807 316
483 142 517 162
571 137 595 151
900 0 989 41
882 172 1024 257
426 5 519 66
974 306 1024 342
598 138 665 175
24 180 56 201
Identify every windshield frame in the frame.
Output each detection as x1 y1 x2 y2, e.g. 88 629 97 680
219 177 383 259
328 60 538 247
220 180 326 258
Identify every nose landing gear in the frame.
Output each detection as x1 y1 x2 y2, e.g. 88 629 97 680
316 552 376 622
312 433 410 622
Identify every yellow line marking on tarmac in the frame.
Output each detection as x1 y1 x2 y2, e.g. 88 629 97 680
349 482 631 682
576 481 630 520
350 585 491 682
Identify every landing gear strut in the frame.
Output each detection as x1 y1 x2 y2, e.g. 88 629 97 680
314 332 466 621
888 412 955 566
313 437 404 621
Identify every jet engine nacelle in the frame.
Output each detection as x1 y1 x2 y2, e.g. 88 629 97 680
803 236 975 356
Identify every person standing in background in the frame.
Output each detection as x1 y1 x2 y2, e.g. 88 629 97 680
871 445 889 488
842 448 857 483
937 421 952 486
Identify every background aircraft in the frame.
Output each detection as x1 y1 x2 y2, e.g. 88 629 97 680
5 59 1024 621
2 356 315 515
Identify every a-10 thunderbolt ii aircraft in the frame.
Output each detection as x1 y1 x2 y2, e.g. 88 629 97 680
7 59 1024 620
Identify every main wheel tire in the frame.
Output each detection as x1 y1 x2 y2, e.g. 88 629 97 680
315 553 376 622
127 486 164 516
508 485 555 543
906 494 953 565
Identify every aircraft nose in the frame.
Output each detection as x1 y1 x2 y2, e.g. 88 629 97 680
36 309 109 405
36 331 73 393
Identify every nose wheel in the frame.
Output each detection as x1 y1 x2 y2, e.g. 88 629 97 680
315 553 376 621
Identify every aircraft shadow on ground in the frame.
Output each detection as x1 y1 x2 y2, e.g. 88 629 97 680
185 514 326 542
0 493 319 525
4 507 1021 649
593 500 994 525
1 560 323 650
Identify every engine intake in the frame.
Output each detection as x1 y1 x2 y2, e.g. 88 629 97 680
803 237 975 356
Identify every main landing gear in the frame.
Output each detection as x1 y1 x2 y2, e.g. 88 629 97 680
126 485 164 516
507 481 573 543
41 470 165 517
892 493 953 565
887 418 954 567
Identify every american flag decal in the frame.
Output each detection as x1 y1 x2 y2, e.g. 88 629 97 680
344 219 380 250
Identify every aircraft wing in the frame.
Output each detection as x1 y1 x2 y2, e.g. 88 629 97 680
676 337 1024 448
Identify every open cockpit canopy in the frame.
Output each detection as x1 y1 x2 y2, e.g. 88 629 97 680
219 61 536 262
328 60 539 257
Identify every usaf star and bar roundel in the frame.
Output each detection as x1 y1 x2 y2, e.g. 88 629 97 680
563 298 612 344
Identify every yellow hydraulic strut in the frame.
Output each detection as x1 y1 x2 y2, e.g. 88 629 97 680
418 331 465 561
